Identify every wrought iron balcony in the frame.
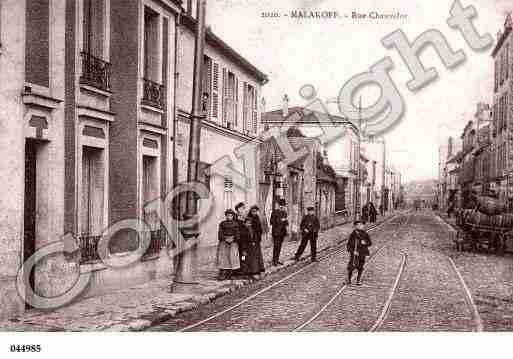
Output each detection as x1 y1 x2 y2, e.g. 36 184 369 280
80 52 112 92
142 78 165 109
79 234 102 264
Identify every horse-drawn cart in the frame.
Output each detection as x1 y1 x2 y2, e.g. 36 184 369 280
454 208 513 254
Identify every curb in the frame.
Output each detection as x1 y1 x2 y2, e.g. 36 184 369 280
112 216 393 332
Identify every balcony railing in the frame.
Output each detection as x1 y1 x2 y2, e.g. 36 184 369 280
78 229 166 264
142 78 165 109
79 234 102 264
80 52 112 92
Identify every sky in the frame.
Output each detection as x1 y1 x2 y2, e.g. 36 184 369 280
203 0 509 182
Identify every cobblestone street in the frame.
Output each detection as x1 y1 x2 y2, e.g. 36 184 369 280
150 211 513 332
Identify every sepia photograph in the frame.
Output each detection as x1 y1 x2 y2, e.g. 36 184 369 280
1 0 513 357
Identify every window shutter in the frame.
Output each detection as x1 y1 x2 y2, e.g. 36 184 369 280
234 76 239 127
242 82 248 133
212 62 219 120
202 57 212 120
222 68 227 126
252 88 258 134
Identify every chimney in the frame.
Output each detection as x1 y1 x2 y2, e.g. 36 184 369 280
498 29 503 41
187 0 192 15
506 13 513 30
322 149 329 165
282 94 289 117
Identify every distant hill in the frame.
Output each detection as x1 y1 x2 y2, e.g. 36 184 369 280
403 179 436 202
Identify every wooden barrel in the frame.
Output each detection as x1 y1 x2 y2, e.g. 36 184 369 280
467 211 492 226
494 213 513 229
476 195 507 216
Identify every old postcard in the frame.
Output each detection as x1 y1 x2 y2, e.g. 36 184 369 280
0 0 511 357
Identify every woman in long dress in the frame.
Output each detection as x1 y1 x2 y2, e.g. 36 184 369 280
247 205 265 274
240 216 265 279
216 209 240 280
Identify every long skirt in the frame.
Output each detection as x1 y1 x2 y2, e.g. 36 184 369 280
241 241 265 274
216 240 240 270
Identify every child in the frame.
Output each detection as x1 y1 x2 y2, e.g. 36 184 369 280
216 209 240 280
346 220 372 285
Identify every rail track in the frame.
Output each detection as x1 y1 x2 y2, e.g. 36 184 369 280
294 213 411 331
178 212 409 332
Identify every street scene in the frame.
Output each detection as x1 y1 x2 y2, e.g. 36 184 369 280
2 0 513 351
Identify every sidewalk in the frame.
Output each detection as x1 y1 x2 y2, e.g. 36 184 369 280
0 214 395 332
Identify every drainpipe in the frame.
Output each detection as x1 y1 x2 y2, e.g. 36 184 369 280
172 10 182 190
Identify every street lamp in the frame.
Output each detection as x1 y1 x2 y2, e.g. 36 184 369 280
262 141 284 211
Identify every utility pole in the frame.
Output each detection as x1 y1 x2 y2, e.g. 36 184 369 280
174 0 207 284
354 96 362 222
381 138 386 216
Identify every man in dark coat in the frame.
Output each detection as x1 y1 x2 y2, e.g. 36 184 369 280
368 202 377 223
294 206 320 262
270 198 288 266
346 220 372 285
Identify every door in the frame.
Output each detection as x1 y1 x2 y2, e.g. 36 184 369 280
23 140 37 308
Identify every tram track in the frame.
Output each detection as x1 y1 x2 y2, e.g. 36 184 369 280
294 213 411 332
177 213 408 332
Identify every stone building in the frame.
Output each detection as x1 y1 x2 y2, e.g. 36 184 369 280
174 12 268 257
0 0 267 320
261 99 344 230
492 14 513 206
0 0 67 319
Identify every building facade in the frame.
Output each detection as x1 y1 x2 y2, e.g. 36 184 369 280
492 14 513 206
174 12 268 260
0 0 267 320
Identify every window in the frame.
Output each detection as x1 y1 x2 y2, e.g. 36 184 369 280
83 0 104 57
81 146 105 236
504 44 509 80
142 155 159 229
222 69 238 128
26 0 49 87
144 6 160 82
495 60 498 92
243 83 258 134
202 55 213 119
223 175 234 209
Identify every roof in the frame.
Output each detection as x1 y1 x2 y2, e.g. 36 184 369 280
492 27 512 58
447 150 463 164
181 15 268 84
317 166 337 184
262 107 359 134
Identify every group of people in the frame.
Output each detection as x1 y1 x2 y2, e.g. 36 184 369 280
216 198 374 286
361 201 378 223
216 202 266 281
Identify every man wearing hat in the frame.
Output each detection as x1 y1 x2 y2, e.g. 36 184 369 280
346 220 372 285
270 198 288 266
294 206 320 262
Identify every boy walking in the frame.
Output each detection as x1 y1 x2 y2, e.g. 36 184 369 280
346 220 372 285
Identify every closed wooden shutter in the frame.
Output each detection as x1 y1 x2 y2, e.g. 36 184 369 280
242 82 248 133
252 88 258 134
222 68 228 126
202 56 212 119
212 62 219 120
235 76 239 127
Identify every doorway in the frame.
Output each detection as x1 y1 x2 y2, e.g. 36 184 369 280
23 140 38 308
